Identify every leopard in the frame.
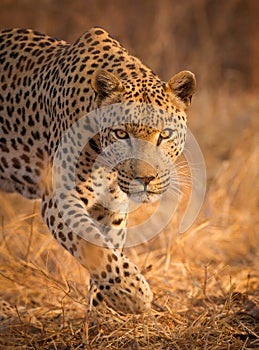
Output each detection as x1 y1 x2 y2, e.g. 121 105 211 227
0 27 196 314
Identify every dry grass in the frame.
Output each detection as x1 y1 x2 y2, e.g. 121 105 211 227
0 93 258 349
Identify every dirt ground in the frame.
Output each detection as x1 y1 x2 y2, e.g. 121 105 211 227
0 1 258 349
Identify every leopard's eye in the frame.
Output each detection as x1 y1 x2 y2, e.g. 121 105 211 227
113 129 129 140
159 128 176 140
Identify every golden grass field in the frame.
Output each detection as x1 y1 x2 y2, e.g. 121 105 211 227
0 1 258 349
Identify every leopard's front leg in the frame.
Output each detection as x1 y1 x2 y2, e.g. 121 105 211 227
41 192 153 314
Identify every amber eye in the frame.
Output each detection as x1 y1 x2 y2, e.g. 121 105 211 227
113 129 129 140
159 128 176 140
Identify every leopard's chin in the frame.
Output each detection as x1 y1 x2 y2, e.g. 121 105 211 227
128 191 162 204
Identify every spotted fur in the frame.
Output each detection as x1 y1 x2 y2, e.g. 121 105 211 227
0 27 196 313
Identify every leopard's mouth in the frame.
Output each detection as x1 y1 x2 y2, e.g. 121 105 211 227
117 172 170 203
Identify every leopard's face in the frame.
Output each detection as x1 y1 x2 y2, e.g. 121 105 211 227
108 122 186 204
92 70 194 203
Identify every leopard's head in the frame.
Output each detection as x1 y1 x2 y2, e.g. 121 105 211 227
91 70 196 203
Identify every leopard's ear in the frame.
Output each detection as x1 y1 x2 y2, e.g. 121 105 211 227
166 71 196 108
91 70 124 99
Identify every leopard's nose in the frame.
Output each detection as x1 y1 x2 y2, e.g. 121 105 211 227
135 176 155 186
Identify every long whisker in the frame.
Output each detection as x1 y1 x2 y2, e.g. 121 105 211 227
168 182 184 197
169 161 193 198
174 159 203 172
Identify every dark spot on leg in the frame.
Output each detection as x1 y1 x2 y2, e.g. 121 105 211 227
58 232 66 242
115 277 121 283
112 253 118 261
92 299 99 307
96 292 103 302
106 264 112 273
